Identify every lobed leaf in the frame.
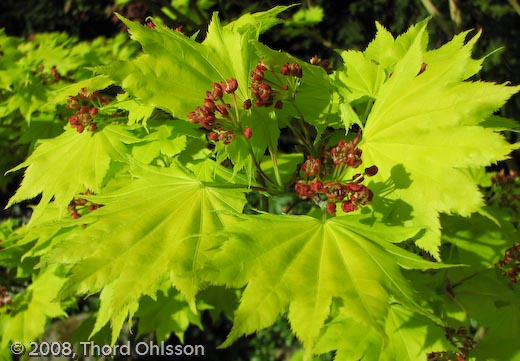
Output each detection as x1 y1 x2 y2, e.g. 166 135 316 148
354 22 520 258
47 161 246 342
204 213 448 351
7 125 141 222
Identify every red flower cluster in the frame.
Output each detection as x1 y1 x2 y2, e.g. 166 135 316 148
330 138 363 167
497 243 520 283
67 190 102 219
490 169 520 213
427 326 475 361
67 87 109 133
310 55 333 74
281 62 303 78
208 129 235 145
248 61 302 108
0 286 12 315
295 178 374 214
294 134 378 215
34 64 61 84
188 78 252 144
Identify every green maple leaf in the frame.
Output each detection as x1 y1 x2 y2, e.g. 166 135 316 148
135 285 204 343
101 12 289 177
48 161 246 343
204 214 451 351
253 41 334 126
349 22 520 258
131 123 200 164
443 268 520 361
224 6 291 34
7 125 142 222
0 265 67 349
336 19 430 103
441 210 516 267
314 304 453 361
48 75 114 107
102 11 267 118
110 92 155 127
439 217 520 360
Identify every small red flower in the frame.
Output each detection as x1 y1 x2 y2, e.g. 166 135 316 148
223 78 238 94
242 127 253 139
341 201 357 213
301 156 321 177
327 202 336 215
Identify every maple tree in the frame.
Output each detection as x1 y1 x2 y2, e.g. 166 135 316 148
1 6 520 361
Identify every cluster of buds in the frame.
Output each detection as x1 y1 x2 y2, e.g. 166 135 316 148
294 132 378 215
310 55 333 74
248 61 302 108
427 326 475 361
496 243 520 283
188 78 252 144
490 169 520 213
0 286 12 315
67 87 109 133
67 190 102 219
330 139 363 168
295 177 374 214
208 129 235 145
34 64 61 84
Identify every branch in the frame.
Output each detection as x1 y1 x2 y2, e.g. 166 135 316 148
449 0 462 28
508 0 520 16
419 0 453 37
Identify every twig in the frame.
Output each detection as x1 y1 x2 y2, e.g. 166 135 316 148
449 0 462 29
419 0 453 37
508 0 520 15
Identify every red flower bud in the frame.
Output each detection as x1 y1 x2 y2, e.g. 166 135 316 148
327 202 336 215
188 111 199 124
67 96 79 109
204 98 215 112
224 78 238 94
341 201 357 213
364 165 378 176
301 156 321 177
216 104 229 117
257 62 267 72
212 82 223 99
219 130 235 145
281 63 290 76
310 179 323 192
68 115 79 125
243 99 252 109
243 127 253 139
79 87 88 99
